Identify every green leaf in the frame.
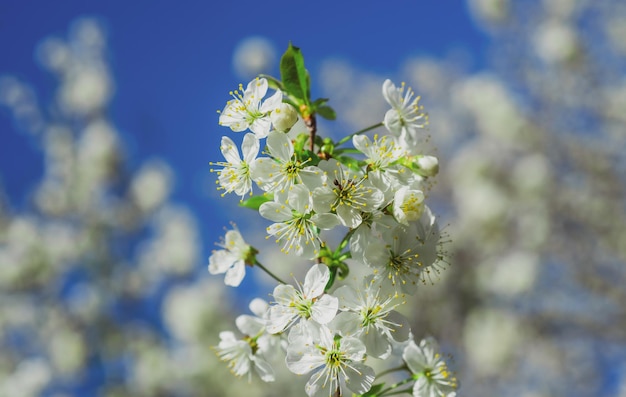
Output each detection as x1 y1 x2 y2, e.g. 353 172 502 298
280 43 310 105
239 194 273 210
311 98 329 107
361 383 385 397
316 105 336 120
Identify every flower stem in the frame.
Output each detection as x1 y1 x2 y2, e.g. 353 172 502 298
380 387 413 396
378 377 414 396
254 260 286 284
334 228 357 256
376 364 409 379
336 121 384 146
305 113 317 151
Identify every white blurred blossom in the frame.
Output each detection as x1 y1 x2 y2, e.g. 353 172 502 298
130 159 173 213
232 36 276 79
533 20 579 64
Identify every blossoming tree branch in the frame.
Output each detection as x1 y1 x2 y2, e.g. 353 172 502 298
208 43 458 397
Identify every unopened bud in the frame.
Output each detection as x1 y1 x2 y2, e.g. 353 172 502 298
417 155 439 177
270 103 298 132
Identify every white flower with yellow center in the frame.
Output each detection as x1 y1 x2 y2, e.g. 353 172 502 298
218 77 282 138
208 227 253 287
259 184 339 258
266 264 338 340
286 326 375 397
331 277 411 359
236 298 282 360
312 159 385 228
382 79 428 152
210 133 259 198
364 206 440 295
353 133 404 174
393 186 425 225
403 337 458 397
215 330 275 383
252 131 324 193
353 133 406 201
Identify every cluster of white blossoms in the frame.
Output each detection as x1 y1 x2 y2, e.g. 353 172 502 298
208 44 457 397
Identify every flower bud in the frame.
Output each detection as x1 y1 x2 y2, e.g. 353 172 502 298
417 155 439 177
270 103 298 132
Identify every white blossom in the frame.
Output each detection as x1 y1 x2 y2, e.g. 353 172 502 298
266 264 338 340
259 184 339 258
252 131 324 193
348 211 397 264
382 79 428 152
286 326 375 397
403 337 458 397
364 206 441 295
208 227 253 287
353 133 408 202
331 277 411 359
236 298 283 360
218 77 282 138
210 133 259 198
393 186 425 226
215 331 275 383
312 159 384 228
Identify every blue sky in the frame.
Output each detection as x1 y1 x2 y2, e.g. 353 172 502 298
0 0 488 260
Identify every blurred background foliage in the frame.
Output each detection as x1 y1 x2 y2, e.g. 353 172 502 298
1 0 626 396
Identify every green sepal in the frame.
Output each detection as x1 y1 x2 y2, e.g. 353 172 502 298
280 43 310 106
239 194 273 210
361 383 386 397
336 261 350 279
258 74 284 92
243 246 259 267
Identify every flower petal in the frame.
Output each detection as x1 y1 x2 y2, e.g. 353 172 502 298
311 213 340 230
267 131 293 162
289 184 312 214
252 356 275 382
259 201 292 222
260 89 283 113
220 136 241 164
249 298 269 318
303 264 330 298
267 304 295 334
250 117 272 138
236 313 264 336
329 311 361 336
344 362 375 395
208 249 235 274
310 294 338 325
286 347 323 375
272 284 297 306
224 260 245 286
241 133 260 163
